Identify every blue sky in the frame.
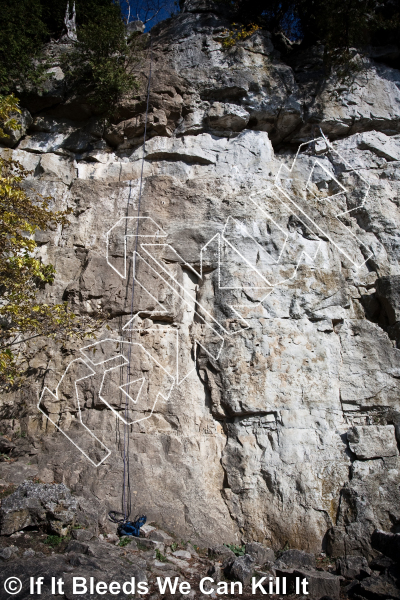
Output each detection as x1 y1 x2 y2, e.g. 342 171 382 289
119 0 179 30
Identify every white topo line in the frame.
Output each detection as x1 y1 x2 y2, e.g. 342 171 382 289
39 133 373 466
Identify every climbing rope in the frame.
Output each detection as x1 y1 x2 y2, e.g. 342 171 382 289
108 511 147 538
110 34 153 533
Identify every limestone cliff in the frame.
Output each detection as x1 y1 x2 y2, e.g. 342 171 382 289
1 0 400 556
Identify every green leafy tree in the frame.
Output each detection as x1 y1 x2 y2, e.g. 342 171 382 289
0 0 140 95
0 0 48 93
62 4 143 115
0 95 21 138
0 96 101 386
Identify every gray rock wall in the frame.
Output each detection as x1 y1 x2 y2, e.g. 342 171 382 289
1 2 399 554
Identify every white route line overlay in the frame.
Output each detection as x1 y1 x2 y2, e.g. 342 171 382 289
38 341 175 467
269 132 372 269
38 132 372 467
81 339 175 426
37 358 111 468
122 325 197 386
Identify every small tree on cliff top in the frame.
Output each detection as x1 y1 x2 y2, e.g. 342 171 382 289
62 5 141 115
0 95 101 387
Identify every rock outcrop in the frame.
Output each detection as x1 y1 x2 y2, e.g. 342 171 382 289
0 481 77 536
1 513 397 600
0 0 399 560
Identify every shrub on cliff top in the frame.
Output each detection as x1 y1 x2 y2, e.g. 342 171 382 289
61 4 143 116
0 0 48 93
221 0 400 72
0 0 136 95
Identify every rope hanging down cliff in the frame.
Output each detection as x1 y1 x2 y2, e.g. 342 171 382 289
109 35 153 532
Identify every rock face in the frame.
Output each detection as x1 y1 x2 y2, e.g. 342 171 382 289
0 539 147 599
226 553 255 585
347 425 398 459
0 0 400 556
293 569 340 600
245 541 274 564
0 482 77 536
371 529 400 563
276 549 316 570
336 555 371 579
